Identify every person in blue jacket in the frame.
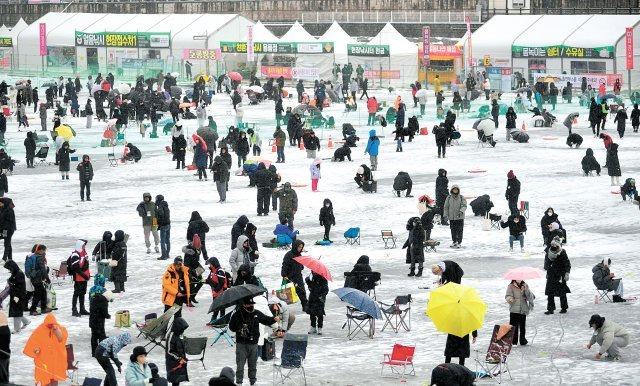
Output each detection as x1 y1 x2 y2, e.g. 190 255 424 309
364 129 380 171
273 217 298 244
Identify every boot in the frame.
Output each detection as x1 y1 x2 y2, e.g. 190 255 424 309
146 248 151 254
155 246 159 253
79 296 90 315
308 327 317 335
72 307 80 317
613 295 627 303
416 268 423 277
317 328 323 335
408 267 415 277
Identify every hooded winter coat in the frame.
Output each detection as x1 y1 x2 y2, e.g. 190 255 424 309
4 259 26 317
319 199 335 226
212 156 229 182
234 263 261 287
23 314 69 384
92 231 113 260
589 319 629 355
156 195 170 227
110 230 128 282
281 239 305 281
581 148 601 175
231 215 249 250
469 195 494 216
393 172 412 191
166 317 189 383
364 130 380 156
403 218 425 264
505 177 521 200
125 360 153 386
430 363 475 386
254 163 271 188
24 132 36 157
540 208 562 244
229 305 276 345
187 211 209 244
305 273 329 316
606 143 621 177
97 333 131 367
209 367 236 386
631 105 640 126
505 108 517 129
435 169 449 208
69 239 90 282
0 197 16 232
443 185 467 221
57 141 75 172
505 281 534 315
76 155 94 182
544 245 571 296
136 193 157 226
244 223 259 262
229 235 254 279
193 137 208 168
274 183 298 215
592 260 621 291
162 263 190 307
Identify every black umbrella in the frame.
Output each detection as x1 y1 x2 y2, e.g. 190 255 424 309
207 284 266 313
517 87 531 93
41 82 57 88
170 86 182 99
511 130 530 143
197 127 218 147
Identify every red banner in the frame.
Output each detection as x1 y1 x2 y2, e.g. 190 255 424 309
626 27 634 70
422 27 430 66
260 66 292 79
364 70 401 80
465 16 472 67
39 23 46 56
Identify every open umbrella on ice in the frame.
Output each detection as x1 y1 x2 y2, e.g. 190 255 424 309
294 256 332 281
91 84 102 96
41 82 57 88
426 282 486 338
170 86 182 99
502 267 545 281
332 288 381 319
247 85 264 93
116 83 131 95
228 72 243 82
516 87 531 94
196 127 219 149
602 93 617 100
473 118 496 137
55 125 75 141
208 284 266 313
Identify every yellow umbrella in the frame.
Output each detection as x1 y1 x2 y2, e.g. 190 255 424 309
195 74 210 83
426 282 487 338
55 125 74 141
541 75 561 83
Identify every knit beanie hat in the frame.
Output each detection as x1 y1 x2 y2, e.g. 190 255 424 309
507 170 515 179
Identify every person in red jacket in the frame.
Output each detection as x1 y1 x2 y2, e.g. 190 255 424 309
367 96 378 126
69 239 91 317
599 132 613 150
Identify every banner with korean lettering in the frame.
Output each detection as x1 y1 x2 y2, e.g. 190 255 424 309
465 16 472 67
422 27 430 66
512 45 614 59
347 44 389 57
0 37 13 48
626 27 634 70
364 69 400 79
247 26 254 62
533 73 622 88
39 23 46 56
182 48 221 61
75 31 170 48
260 66 293 79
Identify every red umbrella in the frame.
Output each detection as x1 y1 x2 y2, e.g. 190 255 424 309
228 72 243 82
294 256 332 281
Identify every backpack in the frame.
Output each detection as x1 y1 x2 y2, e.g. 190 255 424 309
25 254 38 279
66 253 77 276
192 234 202 250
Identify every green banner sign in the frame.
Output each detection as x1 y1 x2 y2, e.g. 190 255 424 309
75 31 170 48
512 45 614 59
220 41 334 54
0 37 13 48
347 44 390 57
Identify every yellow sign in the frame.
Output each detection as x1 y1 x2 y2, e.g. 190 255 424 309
483 55 491 67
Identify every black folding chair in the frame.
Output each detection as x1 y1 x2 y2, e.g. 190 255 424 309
344 271 381 300
490 214 502 230
35 145 50 166
344 306 375 340
273 333 308 385
184 336 208 369
379 295 412 333
135 306 180 353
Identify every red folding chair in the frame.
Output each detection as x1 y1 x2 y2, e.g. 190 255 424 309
66 344 79 384
380 344 415 378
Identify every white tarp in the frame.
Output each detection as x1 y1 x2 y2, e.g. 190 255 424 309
467 15 541 64
280 21 316 43
563 15 640 49
320 21 356 65
253 21 278 42
512 15 593 48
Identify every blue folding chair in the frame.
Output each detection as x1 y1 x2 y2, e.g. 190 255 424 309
208 311 235 347
344 227 361 245
277 234 293 250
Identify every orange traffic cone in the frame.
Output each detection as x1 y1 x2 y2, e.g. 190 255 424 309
521 121 526 131
299 141 305 150
328 135 333 149
272 143 277 152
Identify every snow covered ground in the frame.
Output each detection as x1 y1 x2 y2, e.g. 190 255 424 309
1 80 639 385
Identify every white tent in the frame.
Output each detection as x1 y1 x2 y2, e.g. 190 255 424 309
320 21 355 65
366 23 418 87
280 21 316 43
253 21 278 42
0 26 9 36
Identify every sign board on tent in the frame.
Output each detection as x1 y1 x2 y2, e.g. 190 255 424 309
0 37 12 47
75 32 170 48
626 27 634 70
247 25 254 62
182 48 220 61
347 44 389 57
422 27 430 66
260 66 320 80
364 69 400 79
39 23 46 56
122 58 144 69
533 73 622 88
512 45 614 59
47 46 76 67
220 42 333 54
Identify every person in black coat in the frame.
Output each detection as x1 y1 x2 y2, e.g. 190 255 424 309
631 103 640 133
166 317 189 385
92 231 114 261
614 108 628 139
430 363 475 386
236 132 250 167
156 195 171 260
280 239 308 310
393 172 413 197
491 99 499 128
588 98 601 136
435 169 449 224
544 237 571 314
505 106 517 141
187 211 209 259
23 132 36 168
0 310 9 383
234 263 261 287
404 217 425 277
0 198 16 261
254 163 272 216
125 143 142 162
182 242 203 304
505 170 521 215
469 194 494 217
89 286 110 356
444 330 477 366
420 201 437 240
354 164 372 188
76 154 94 201
57 140 76 179
174 134 187 169
581 148 601 176
540 207 563 247
606 142 621 186
332 144 352 162
244 223 259 265
344 255 374 291
500 214 527 252
432 124 449 158
231 215 249 250
110 230 127 293
319 198 335 242
305 271 329 335
431 260 463 285
4 259 28 332
209 367 236 386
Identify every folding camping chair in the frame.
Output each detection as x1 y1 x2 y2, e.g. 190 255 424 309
66 344 79 385
208 311 235 347
276 234 292 250
135 313 157 338
107 146 118 167
35 145 50 166
424 240 440 253
344 227 361 245
379 295 412 333
595 288 613 303
135 305 180 353
273 333 308 385
474 324 514 384
344 306 375 340
381 230 397 249
519 201 530 219
81 377 102 386
51 262 69 285
183 337 208 369
490 213 502 230
380 344 416 378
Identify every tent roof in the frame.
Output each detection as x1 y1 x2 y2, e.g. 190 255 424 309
563 15 640 48
280 21 316 42
513 15 592 47
253 21 278 42
470 15 541 53
171 14 249 46
369 23 417 54
320 21 356 45
145 13 204 34
10 18 29 36
109 14 171 32
0 25 8 36
45 13 108 46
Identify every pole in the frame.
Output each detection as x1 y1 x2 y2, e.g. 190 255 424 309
629 69 632 97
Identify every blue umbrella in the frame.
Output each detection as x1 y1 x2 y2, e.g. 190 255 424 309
332 287 382 319
602 93 616 100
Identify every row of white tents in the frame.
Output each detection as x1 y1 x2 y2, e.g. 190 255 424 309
0 13 419 86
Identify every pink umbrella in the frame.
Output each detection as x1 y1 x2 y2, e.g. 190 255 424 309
257 159 271 168
294 256 332 281
228 72 243 82
503 267 545 281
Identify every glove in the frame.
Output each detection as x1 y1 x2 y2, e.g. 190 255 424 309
13 296 19 303
564 273 570 282
148 378 156 385
1 230 6 237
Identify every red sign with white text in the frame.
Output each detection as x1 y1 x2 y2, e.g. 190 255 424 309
626 27 634 70
39 23 46 56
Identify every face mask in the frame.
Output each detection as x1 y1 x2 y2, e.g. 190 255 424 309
244 305 254 312
514 219 519 223
547 211 553 216
325 204 330 208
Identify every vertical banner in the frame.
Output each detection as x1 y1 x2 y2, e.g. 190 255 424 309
247 25 254 62
422 26 430 66
626 27 634 70
39 23 47 56
465 16 472 68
